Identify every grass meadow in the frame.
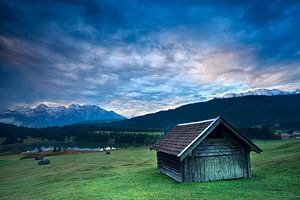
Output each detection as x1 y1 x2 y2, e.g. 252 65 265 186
0 140 299 200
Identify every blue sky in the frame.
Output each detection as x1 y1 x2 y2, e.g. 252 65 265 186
0 0 300 117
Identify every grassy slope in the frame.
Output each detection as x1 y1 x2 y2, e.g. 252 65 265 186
0 140 299 200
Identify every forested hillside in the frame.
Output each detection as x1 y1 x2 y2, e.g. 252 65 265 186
109 94 300 130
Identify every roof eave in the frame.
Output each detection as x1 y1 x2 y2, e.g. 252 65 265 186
178 116 221 161
219 118 263 153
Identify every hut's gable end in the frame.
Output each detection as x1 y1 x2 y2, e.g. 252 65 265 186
183 128 251 182
193 123 251 157
178 117 262 161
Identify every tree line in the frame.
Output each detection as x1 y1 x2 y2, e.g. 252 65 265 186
0 122 280 145
0 123 163 145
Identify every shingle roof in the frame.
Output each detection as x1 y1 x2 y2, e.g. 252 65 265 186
152 118 216 156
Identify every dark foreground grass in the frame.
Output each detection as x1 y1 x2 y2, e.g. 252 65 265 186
0 140 299 200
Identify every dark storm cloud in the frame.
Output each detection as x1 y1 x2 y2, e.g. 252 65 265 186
0 0 299 116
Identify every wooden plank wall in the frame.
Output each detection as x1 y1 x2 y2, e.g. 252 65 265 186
157 152 183 182
183 137 250 182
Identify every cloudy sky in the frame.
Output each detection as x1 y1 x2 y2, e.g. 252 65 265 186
0 0 300 117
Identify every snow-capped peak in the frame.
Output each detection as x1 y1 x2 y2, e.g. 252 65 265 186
223 88 299 98
0 103 126 127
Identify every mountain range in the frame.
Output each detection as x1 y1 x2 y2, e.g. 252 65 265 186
222 88 300 98
1 88 300 129
0 104 126 127
2 93 299 145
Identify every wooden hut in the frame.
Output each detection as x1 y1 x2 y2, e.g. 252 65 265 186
151 116 262 182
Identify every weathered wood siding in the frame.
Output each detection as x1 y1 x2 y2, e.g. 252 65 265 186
157 152 183 182
183 137 250 182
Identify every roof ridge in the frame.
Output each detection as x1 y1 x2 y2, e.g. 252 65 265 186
177 117 220 157
177 116 219 126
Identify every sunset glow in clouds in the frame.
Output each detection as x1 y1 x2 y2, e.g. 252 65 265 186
0 0 300 116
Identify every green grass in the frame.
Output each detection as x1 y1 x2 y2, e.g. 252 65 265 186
0 140 300 200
